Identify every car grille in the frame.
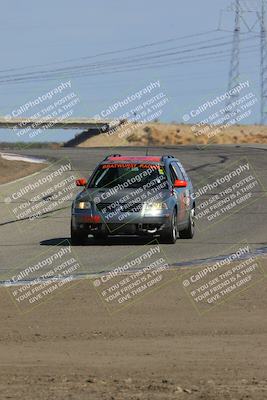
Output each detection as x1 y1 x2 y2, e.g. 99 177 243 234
96 203 142 213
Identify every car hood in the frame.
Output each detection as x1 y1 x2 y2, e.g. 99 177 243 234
75 186 171 205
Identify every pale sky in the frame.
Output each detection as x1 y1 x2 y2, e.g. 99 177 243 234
0 0 262 142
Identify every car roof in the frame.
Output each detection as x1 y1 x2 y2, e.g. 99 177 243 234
102 155 178 165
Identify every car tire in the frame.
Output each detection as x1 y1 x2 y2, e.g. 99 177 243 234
160 209 178 244
179 208 195 239
71 222 88 245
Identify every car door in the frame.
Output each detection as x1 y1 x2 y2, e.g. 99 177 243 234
169 162 190 224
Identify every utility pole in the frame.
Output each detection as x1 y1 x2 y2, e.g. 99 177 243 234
223 0 267 124
260 0 267 124
225 0 241 118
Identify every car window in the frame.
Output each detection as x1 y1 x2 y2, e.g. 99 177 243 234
169 164 177 184
170 162 184 181
177 162 189 181
89 164 167 189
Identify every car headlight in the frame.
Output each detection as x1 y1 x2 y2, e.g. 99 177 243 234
75 201 91 209
144 202 168 211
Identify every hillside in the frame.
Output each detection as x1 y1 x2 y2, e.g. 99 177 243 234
73 122 267 147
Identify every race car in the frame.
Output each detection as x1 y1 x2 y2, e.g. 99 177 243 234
71 154 195 244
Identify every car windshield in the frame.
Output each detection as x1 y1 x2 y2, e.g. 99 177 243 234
89 163 167 189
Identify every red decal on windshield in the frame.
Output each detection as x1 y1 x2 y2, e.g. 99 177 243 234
101 164 160 169
102 164 138 169
139 164 160 169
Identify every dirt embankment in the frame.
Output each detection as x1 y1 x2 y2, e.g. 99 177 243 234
76 123 267 147
0 157 46 184
0 261 266 400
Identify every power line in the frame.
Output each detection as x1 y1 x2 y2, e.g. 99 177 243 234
0 30 218 75
0 34 259 85
0 43 259 86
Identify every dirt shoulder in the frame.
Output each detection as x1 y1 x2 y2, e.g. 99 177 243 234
0 259 267 400
0 157 47 184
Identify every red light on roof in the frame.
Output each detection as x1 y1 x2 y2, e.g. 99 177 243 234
108 156 161 162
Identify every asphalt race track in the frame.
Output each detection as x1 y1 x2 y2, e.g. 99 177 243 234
0 145 266 281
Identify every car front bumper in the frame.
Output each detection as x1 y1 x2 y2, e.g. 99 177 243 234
72 208 171 235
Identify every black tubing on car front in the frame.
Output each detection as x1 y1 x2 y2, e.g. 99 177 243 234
93 233 108 241
71 222 88 245
179 208 195 239
160 209 178 244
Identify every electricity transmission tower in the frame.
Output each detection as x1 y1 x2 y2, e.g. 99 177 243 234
259 0 267 123
225 0 267 124
226 0 241 114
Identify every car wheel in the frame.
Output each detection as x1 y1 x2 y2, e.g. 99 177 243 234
179 207 195 239
160 210 178 244
71 222 88 245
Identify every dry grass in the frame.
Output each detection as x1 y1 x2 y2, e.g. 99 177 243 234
0 157 46 184
77 122 267 147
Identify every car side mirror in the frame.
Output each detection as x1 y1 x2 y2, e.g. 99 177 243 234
76 178 87 187
174 179 187 188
